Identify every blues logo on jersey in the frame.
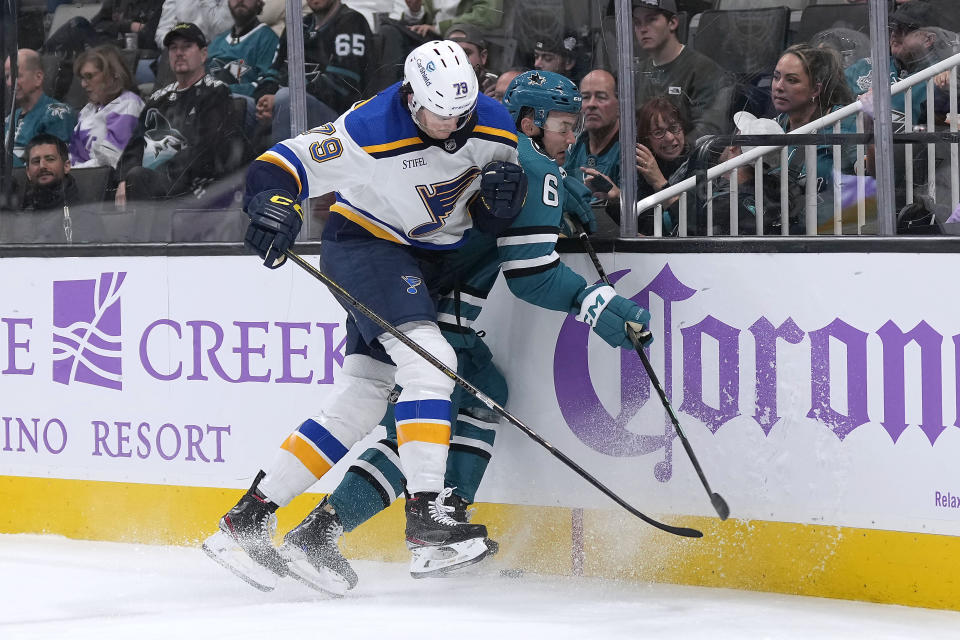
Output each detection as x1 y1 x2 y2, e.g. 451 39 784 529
402 276 423 294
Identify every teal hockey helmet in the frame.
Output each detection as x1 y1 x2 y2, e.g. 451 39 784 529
502 70 582 129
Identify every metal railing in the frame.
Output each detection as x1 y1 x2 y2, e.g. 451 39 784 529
634 51 960 237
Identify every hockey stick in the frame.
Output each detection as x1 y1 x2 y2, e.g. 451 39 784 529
572 223 730 521
284 249 703 539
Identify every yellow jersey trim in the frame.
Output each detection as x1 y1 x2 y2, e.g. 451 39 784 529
330 203 408 244
361 137 424 155
473 125 519 144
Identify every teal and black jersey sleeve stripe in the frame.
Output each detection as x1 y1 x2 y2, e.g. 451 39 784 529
496 225 587 313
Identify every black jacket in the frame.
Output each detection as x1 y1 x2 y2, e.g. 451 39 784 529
21 174 80 212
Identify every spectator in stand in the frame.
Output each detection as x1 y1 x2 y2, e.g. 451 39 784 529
207 0 280 98
116 23 239 207
44 0 164 58
704 110 790 237
635 97 690 204
368 0 503 90
772 43 856 230
0 134 105 242
3 49 77 167
564 69 620 207
69 45 145 169
604 97 692 235
493 67 524 102
532 33 578 80
254 0 369 145
20 135 78 212
632 0 732 142
846 1 948 129
155 0 234 50
445 23 497 96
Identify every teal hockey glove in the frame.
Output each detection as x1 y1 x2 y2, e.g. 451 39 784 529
561 174 596 234
574 284 653 349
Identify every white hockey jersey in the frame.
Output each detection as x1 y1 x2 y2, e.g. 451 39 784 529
253 82 519 249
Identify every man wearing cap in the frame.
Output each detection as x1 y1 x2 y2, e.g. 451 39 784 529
532 33 579 80
445 23 497 96
115 23 239 209
845 0 948 129
633 0 732 142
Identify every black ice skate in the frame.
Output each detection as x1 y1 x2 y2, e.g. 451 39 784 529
447 492 499 557
280 497 358 596
201 472 288 591
406 487 493 579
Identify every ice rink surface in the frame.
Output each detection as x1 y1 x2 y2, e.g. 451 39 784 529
4 534 960 640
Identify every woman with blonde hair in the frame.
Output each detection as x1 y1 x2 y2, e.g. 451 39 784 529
771 43 856 228
69 45 145 169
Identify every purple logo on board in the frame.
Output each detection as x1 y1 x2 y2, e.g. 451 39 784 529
52 272 125 390
556 263 960 483
555 267 695 483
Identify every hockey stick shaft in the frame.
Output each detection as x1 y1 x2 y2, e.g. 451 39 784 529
285 249 702 538
574 226 730 521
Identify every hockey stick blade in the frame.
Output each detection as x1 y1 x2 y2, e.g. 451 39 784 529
711 493 730 521
574 222 730 522
627 325 730 522
284 249 702 539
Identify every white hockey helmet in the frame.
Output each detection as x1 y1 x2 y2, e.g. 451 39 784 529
404 40 479 129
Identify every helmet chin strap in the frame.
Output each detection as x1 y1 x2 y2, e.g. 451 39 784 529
530 131 548 156
408 100 427 131
408 98 475 135
519 114 546 152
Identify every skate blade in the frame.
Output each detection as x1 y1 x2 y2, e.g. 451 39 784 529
409 537 490 579
202 530 279 592
279 543 350 597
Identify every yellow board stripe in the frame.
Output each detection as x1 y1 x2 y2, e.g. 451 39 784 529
5 475 960 612
361 136 423 154
255 152 302 193
396 422 451 446
280 432 333 479
473 125 519 143
330 204 406 244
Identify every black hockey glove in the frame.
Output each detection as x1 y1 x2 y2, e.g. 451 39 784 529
469 160 528 234
244 189 304 269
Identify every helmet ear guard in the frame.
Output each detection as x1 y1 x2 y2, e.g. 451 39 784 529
403 40 479 130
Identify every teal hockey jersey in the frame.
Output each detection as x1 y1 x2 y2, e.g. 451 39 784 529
435 132 590 347
206 22 279 97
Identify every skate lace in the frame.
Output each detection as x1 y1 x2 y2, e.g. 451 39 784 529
261 511 278 541
324 519 344 545
429 487 461 527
